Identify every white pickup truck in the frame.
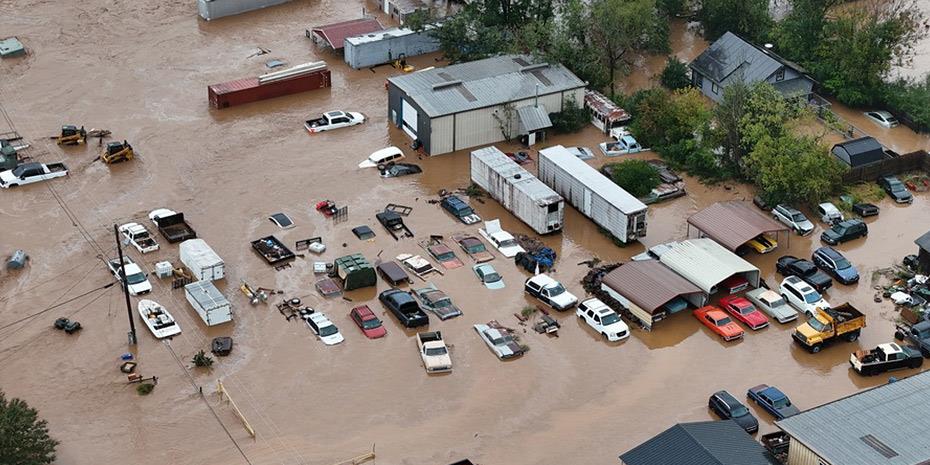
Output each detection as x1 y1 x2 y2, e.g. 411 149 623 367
416 331 452 373
304 111 365 133
0 162 68 188
119 222 160 254
107 256 152 296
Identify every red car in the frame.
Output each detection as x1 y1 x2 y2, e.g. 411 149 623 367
693 306 744 341
427 244 464 270
350 305 386 339
719 296 769 330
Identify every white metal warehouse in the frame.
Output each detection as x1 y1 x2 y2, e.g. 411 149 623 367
387 54 586 156
656 239 760 294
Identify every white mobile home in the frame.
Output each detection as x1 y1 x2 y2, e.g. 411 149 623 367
537 145 647 243
471 146 564 235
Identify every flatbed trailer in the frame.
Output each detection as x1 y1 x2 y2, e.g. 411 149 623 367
251 235 296 266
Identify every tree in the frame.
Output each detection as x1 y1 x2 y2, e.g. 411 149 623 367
744 134 846 205
534 0 610 90
882 74 930 130
699 0 772 43
772 0 844 63
629 87 711 149
713 81 750 168
737 82 803 152
588 0 669 97
607 160 661 197
659 56 690 90
0 390 58 465
549 96 589 133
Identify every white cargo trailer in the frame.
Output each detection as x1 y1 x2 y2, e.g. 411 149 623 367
537 145 647 243
470 146 564 235
180 239 225 281
184 280 232 326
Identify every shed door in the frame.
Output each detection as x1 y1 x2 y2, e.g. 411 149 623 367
402 99 418 139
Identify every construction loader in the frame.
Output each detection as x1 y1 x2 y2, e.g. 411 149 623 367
101 140 134 164
55 125 87 145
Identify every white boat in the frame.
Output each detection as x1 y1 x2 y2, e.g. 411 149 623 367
138 299 181 339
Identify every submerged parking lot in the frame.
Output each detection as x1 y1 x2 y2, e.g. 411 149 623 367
1 2 930 465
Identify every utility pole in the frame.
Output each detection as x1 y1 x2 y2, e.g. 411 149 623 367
114 224 137 345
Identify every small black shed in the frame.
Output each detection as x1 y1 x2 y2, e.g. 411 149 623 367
915 230 930 272
831 137 885 167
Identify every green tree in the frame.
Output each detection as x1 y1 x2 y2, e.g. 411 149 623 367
699 0 771 43
0 390 58 465
549 96 589 133
882 74 930 130
535 0 610 90
607 159 661 197
744 134 846 205
713 81 750 168
659 56 691 90
656 0 686 16
588 0 669 97
772 0 843 63
630 87 711 149
738 82 803 152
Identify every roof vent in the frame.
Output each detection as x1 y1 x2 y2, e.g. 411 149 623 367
432 80 462 91
520 63 549 73
513 174 522 180
860 435 899 459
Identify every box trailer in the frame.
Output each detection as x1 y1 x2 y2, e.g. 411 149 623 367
470 146 564 235
538 145 647 243
180 239 225 281
184 280 232 326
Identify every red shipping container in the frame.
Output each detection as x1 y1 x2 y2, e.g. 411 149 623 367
208 69 332 109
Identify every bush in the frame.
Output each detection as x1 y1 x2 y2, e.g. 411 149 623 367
0 390 58 465
881 75 930 132
606 159 661 197
192 350 214 368
549 96 589 133
659 57 690 90
136 383 155 396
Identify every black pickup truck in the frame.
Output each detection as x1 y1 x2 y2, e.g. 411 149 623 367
895 320 930 357
379 289 428 328
154 212 197 243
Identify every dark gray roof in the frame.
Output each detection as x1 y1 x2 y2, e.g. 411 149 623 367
777 371 930 465
831 137 885 167
690 32 804 85
620 420 779 465
388 54 585 117
833 136 883 156
915 230 930 252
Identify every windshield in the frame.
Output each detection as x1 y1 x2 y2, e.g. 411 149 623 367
425 347 447 356
458 207 474 216
791 213 806 222
601 313 621 325
804 291 822 303
772 397 790 409
126 272 146 285
319 325 338 337
890 182 905 192
497 238 517 248
491 335 514 345
547 284 566 296
767 297 786 307
738 304 755 315
730 405 749 417
834 257 852 270
361 318 381 329
483 272 501 283
11 165 27 177
466 243 486 253
436 251 455 261
808 317 827 332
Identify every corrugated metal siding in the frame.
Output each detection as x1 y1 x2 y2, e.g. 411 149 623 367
344 27 440 69
658 239 760 293
451 92 567 155
430 115 454 155
208 70 331 109
601 284 654 329
198 0 294 20
787 441 824 465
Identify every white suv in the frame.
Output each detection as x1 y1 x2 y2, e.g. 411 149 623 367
779 276 830 318
305 311 344 346
577 298 629 341
524 274 578 311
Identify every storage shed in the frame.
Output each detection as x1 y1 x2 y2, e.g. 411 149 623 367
344 26 440 69
184 280 232 326
657 239 760 294
914 230 930 272
334 254 376 291
538 145 647 243
600 260 705 330
308 18 384 51
687 201 788 252
180 239 225 281
470 146 564 235
831 137 886 168
387 54 586 155
197 0 293 20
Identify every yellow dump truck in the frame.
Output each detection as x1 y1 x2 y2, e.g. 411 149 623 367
792 304 866 353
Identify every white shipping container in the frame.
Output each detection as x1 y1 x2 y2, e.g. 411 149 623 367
179 239 225 281
470 146 564 235
537 145 648 243
184 280 232 326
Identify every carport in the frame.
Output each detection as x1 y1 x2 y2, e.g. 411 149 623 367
600 260 706 330
658 239 760 294
686 201 789 252
308 18 384 51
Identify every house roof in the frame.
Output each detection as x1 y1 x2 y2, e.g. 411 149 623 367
658 239 760 293
388 54 586 117
687 201 788 252
538 145 647 214
690 32 807 85
601 260 702 313
620 420 779 465
777 371 930 465
311 18 384 50
915 230 930 252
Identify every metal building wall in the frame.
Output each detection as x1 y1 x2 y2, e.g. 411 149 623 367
429 115 454 155
344 29 441 69
198 0 295 20
787 440 826 465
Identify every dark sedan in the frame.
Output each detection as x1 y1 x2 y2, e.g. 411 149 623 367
776 255 833 292
709 390 758 433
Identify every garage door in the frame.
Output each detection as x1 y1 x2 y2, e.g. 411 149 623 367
402 99 418 139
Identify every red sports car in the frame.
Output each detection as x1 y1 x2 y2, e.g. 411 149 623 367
350 305 386 339
694 306 744 341
719 296 769 330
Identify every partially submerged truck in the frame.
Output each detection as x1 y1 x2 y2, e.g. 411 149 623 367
792 304 866 353
894 320 930 357
119 222 159 254
0 162 68 188
416 331 452 373
151 211 197 243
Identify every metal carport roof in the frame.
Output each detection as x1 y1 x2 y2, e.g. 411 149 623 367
601 260 703 314
310 18 383 50
657 239 760 294
687 201 788 252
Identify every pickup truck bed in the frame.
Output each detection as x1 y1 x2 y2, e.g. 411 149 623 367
46 163 67 173
155 213 197 243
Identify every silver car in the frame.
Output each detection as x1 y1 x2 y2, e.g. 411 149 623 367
772 204 814 236
745 288 798 324
864 110 898 128
474 324 525 360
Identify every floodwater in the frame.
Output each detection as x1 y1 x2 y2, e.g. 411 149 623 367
0 3 929 465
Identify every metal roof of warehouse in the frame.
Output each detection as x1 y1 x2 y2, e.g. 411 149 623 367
620 420 779 465
601 260 702 313
687 201 788 251
657 239 759 293
388 54 586 117
310 18 384 50
777 371 930 465
538 145 647 214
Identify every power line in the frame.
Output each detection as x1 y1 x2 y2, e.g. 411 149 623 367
0 282 116 333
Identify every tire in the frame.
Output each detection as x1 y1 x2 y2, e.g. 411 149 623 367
602 332 609 340
922 348 930 359
810 344 823 354
894 331 904 341
845 331 860 342
909 360 922 369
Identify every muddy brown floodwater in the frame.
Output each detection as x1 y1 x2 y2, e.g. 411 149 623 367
1 2 929 465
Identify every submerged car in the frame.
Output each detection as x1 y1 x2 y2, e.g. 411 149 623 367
816 202 844 225
744 234 777 254
577 298 629 342
440 195 481 225
474 323 525 359
820 219 867 245
413 284 463 320
304 311 344 346
359 146 404 168
878 175 913 204
693 306 744 341
425 242 464 270
525 274 578 311
864 110 899 128
709 390 758 433
453 233 494 263
850 343 922 376
812 246 859 285
379 162 422 178
745 288 798 324
776 255 833 292
747 384 799 420
719 296 769 330
772 204 814 236
780 276 830 318
478 219 526 258
350 305 386 339
473 263 505 290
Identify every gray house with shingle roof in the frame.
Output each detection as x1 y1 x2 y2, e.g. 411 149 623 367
619 420 779 465
386 54 586 155
776 371 930 465
689 32 815 102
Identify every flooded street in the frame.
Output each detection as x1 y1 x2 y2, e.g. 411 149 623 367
1 2 929 465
